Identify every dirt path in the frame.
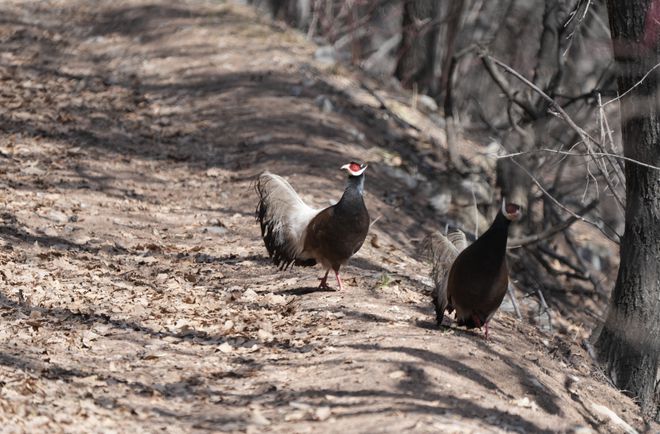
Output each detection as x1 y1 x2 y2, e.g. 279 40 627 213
0 1 655 433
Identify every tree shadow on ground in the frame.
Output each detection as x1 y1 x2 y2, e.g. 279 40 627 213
471 333 564 416
0 213 128 255
347 343 508 397
248 383 555 433
0 1 443 254
277 286 337 296
0 348 252 431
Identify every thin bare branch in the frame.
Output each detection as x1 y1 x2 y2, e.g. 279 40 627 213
563 0 593 56
498 148 660 172
480 53 538 119
598 92 626 179
481 52 597 146
483 51 629 216
508 199 599 248
507 157 621 242
603 61 660 106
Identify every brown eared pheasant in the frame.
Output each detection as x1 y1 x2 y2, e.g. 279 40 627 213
256 162 370 290
427 199 522 339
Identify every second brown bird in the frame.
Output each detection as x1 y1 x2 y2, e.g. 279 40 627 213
427 199 522 339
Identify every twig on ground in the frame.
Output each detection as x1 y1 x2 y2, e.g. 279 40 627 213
359 82 421 132
507 282 523 320
369 215 382 228
535 285 553 332
530 248 561 277
563 230 608 296
590 402 640 434
582 338 597 360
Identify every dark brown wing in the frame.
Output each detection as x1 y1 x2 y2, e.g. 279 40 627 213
303 202 369 271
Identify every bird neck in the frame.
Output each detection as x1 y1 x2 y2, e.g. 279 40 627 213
476 211 511 256
343 174 365 197
336 175 365 211
489 211 511 233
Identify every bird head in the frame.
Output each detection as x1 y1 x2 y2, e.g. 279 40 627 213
501 198 523 221
341 161 368 177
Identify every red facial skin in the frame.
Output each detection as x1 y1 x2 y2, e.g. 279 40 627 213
505 203 520 214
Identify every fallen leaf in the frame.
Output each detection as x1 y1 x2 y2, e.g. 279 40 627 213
218 342 233 354
511 397 539 411
315 406 332 421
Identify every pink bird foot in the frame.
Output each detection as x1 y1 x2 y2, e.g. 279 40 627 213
334 270 344 291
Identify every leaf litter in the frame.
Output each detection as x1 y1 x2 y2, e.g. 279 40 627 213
0 0 654 433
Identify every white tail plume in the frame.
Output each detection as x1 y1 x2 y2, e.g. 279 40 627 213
256 172 319 269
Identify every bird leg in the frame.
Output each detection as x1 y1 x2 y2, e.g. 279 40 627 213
471 314 489 341
318 269 330 289
434 306 444 327
334 270 344 291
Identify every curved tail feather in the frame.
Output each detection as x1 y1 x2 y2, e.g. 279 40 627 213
422 230 467 324
256 172 319 269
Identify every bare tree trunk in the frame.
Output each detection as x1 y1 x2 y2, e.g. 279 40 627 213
532 0 573 97
266 0 310 28
394 0 440 92
596 0 660 419
436 0 465 99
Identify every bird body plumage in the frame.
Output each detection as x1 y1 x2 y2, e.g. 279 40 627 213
446 212 510 329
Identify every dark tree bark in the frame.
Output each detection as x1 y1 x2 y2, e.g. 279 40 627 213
394 0 440 91
249 0 310 28
435 0 465 99
532 0 573 97
596 0 660 419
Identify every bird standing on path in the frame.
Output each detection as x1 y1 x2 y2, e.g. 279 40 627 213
426 200 522 339
256 162 370 290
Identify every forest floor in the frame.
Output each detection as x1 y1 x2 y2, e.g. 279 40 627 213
0 0 657 433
